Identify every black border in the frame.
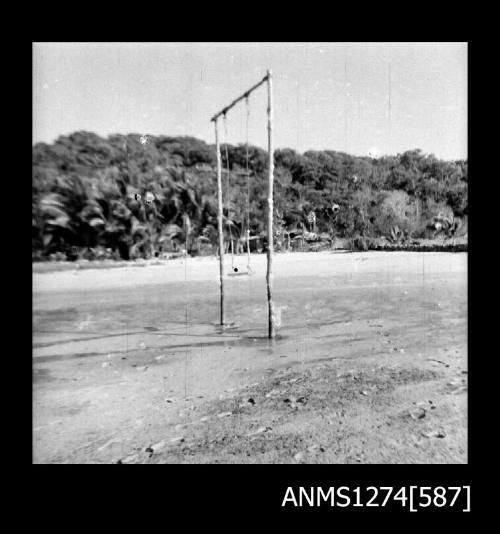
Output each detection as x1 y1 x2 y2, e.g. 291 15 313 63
26 38 482 520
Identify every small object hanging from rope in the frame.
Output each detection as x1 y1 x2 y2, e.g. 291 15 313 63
225 95 254 277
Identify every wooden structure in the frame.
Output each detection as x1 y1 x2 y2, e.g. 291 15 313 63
211 70 276 338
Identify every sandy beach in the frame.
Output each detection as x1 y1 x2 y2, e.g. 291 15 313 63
33 251 467 464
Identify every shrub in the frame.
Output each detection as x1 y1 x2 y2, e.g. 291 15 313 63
349 236 369 251
32 133 467 260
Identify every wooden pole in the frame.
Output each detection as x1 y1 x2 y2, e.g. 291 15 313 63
266 69 276 338
214 119 225 326
246 229 250 268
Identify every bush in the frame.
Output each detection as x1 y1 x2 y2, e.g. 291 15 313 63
32 133 467 260
349 236 369 251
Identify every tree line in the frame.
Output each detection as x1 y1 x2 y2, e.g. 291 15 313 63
32 131 468 260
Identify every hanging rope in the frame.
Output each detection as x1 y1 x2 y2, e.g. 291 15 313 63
220 100 254 276
222 113 234 269
245 95 252 272
223 113 230 205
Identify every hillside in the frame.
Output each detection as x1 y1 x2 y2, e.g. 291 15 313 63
32 131 468 260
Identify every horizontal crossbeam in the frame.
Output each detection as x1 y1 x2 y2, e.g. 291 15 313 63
210 73 269 122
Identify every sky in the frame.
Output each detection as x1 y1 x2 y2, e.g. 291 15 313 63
33 42 467 160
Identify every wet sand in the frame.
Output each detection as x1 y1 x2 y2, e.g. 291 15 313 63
33 251 467 464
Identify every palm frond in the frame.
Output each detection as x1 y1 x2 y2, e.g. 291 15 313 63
47 215 72 231
88 217 105 228
164 223 183 237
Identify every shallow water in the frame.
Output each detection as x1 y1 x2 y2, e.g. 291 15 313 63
33 267 466 362
32 252 467 464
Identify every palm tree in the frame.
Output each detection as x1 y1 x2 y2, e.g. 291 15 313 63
33 192 72 255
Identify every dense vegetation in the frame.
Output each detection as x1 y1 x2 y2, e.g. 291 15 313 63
32 131 468 260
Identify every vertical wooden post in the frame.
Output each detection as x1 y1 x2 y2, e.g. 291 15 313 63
246 229 251 268
214 119 225 326
266 69 276 338
211 71 274 336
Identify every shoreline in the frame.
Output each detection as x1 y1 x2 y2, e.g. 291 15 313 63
33 241 467 275
33 250 467 295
